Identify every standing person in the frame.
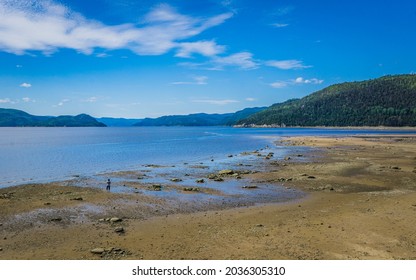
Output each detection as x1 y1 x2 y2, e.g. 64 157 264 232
106 178 111 191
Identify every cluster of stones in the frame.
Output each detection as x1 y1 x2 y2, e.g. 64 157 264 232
148 184 162 191
183 187 200 192
90 247 127 258
207 169 253 181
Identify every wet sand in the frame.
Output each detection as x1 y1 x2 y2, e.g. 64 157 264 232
1 135 416 259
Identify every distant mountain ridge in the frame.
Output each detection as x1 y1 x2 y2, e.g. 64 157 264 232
238 74 416 127
3 74 415 128
0 108 106 127
133 107 267 126
96 117 142 127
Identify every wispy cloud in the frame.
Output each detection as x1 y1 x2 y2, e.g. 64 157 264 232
270 81 288 88
96 53 110 58
266 60 311 70
0 97 35 103
55 98 70 107
212 52 259 70
172 76 208 85
175 40 225 58
0 1 233 57
293 77 323 84
19 82 32 88
0 98 13 104
271 23 289 28
178 51 258 71
246 97 256 101
192 99 239 105
22 97 35 102
270 77 324 88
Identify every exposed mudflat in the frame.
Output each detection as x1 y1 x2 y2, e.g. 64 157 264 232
1 135 416 259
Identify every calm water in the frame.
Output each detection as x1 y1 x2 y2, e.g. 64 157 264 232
0 126 414 188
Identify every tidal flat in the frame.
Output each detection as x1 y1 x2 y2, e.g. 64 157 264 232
1 135 416 259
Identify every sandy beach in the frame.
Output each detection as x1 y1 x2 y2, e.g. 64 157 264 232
1 135 416 260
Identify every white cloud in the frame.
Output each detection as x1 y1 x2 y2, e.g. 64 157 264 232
0 1 232 56
55 98 70 106
20 82 32 88
293 77 323 84
270 81 288 88
172 76 208 85
16 64 23 68
192 99 239 105
271 23 289 28
178 51 258 70
270 77 323 88
22 97 35 102
0 98 13 103
96 53 110 58
211 52 259 70
266 59 311 70
246 97 256 101
176 40 225 58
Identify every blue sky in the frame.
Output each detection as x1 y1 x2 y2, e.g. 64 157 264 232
0 0 415 118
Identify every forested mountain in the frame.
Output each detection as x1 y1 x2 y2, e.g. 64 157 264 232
3 75 415 128
237 75 416 127
0 108 106 127
133 107 266 126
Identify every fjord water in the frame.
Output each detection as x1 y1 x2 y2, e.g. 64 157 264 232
0 126 414 188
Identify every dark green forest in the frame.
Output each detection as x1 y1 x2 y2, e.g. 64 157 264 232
238 75 416 127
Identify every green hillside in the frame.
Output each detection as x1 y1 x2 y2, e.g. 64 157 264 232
0 108 106 127
238 74 416 127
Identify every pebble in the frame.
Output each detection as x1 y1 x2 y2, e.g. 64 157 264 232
114 227 124 233
110 217 122 223
0 248 2 251
242 185 258 189
218 169 234 175
90 248 105 254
